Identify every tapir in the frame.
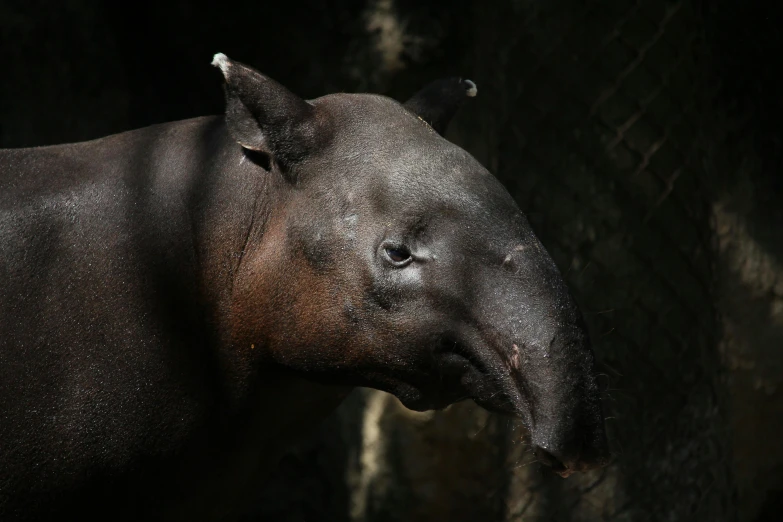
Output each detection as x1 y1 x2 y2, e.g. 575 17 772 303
0 53 609 521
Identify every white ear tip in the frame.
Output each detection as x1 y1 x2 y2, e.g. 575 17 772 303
465 79 477 97
211 53 231 74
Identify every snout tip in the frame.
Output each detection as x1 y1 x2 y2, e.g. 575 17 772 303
534 445 611 478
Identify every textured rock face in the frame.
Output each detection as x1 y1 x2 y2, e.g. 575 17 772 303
4 1 783 521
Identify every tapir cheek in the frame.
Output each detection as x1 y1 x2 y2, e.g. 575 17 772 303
340 213 359 241
368 265 426 310
292 229 334 273
392 265 424 287
343 298 362 325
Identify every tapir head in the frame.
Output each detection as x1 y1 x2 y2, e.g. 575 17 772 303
214 54 609 476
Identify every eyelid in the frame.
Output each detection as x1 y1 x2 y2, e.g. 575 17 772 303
380 241 413 267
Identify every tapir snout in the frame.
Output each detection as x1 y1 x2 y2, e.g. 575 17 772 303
450 234 611 476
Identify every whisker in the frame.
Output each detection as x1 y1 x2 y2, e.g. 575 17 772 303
579 261 592 277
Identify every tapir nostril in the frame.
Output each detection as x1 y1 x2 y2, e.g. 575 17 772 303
534 446 569 474
533 442 609 477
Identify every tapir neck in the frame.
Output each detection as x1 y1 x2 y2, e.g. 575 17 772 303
161 117 270 315
147 117 292 395
164 117 351 406
60 115 332 402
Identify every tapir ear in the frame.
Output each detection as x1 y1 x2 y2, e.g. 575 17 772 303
212 53 319 167
403 78 477 135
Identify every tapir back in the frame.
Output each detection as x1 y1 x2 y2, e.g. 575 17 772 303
0 120 221 519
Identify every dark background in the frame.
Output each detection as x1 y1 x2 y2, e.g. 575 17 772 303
2 1 782 521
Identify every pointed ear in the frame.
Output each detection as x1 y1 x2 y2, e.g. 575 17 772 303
212 53 321 167
403 77 477 135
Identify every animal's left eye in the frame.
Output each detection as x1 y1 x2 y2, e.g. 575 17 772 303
384 245 413 267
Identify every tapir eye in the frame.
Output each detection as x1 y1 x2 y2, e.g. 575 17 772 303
382 244 413 267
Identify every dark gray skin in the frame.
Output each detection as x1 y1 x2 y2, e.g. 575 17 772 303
0 54 609 521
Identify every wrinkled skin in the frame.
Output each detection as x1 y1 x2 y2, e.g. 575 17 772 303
0 54 608 521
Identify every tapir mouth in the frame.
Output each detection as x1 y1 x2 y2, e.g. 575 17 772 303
434 337 482 374
431 332 611 477
427 338 482 406
432 334 530 419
